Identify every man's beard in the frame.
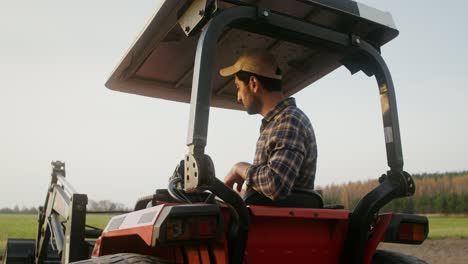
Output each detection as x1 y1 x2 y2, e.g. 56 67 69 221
246 93 261 115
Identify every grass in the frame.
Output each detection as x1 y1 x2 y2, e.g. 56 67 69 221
1 214 467 258
0 213 113 258
0 214 38 258
426 215 468 239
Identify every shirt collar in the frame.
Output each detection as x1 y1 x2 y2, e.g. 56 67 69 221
262 97 296 124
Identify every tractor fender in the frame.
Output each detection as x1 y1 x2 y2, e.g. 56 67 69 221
363 214 394 264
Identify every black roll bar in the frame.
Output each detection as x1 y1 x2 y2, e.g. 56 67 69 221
340 39 412 264
186 6 257 158
185 5 411 264
187 5 404 172
342 170 415 264
186 8 257 263
359 40 404 171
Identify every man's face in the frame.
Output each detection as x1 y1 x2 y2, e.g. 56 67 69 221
235 75 261 115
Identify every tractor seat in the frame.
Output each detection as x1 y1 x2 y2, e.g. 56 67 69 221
243 188 323 208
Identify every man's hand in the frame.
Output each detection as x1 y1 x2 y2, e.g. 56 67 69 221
224 162 251 192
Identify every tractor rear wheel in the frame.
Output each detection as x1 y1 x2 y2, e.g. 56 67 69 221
71 253 173 264
372 250 428 264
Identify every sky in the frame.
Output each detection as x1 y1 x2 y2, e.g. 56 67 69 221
0 0 467 208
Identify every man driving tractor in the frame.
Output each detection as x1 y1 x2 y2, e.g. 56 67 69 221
221 49 318 204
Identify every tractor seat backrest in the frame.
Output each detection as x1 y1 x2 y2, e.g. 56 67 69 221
243 188 323 208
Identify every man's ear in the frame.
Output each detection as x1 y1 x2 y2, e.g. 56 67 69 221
249 76 260 93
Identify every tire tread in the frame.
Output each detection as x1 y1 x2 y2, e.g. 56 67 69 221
372 250 428 264
71 253 172 264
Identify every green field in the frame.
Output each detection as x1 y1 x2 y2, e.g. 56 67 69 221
427 215 468 239
1 214 467 258
0 214 112 258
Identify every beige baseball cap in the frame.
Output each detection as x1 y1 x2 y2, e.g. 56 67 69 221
219 49 282 80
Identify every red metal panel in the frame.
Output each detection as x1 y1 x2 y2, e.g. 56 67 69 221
245 208 350 263
248 205 351 219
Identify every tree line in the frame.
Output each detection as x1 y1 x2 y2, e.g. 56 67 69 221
0 205 38 214
320 171 468 214
0 200 129 214
3 172 467 215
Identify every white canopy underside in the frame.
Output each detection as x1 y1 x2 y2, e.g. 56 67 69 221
106 0 398 110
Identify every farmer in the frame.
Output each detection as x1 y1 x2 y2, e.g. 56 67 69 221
220 49 318 203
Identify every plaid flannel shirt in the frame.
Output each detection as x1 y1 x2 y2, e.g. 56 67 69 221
245 97 317 200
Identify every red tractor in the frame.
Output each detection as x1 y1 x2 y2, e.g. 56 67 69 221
3 1 429 263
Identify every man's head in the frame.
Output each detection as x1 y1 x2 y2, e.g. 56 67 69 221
219 49 282 114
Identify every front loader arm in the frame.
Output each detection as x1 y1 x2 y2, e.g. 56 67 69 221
35 161 88 264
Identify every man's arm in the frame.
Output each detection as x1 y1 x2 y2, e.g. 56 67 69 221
246 147 304 200
224 162 251 192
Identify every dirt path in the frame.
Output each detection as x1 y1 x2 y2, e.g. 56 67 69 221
378 238 467 264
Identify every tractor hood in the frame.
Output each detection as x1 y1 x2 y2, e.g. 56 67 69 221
106 0 398 110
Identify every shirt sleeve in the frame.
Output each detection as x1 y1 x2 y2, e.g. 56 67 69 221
245 116 306 200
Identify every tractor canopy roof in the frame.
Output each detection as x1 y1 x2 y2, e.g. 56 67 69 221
106 0 398 110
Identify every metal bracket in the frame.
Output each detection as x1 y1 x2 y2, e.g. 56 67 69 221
178 0 217 36
257 8 271 19
51 161 66 179
184 153 200 191
351 34 361 47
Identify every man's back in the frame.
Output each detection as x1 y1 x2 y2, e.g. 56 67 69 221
246 97 317 200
